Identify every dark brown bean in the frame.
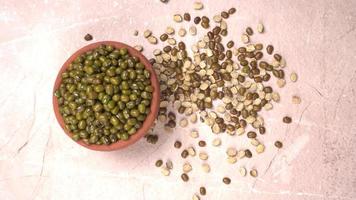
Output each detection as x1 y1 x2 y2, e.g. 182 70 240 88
84 34 93 41
245 149 252 158
235 74 244 83
259 61 268 69
255 52 263 60
230 109 238 115
253 105 261 112
240 119 247 128
218 91 224 99
246 52 255 58
214 35 222 43
274 141 283 148
221 11 229 19
254 76 262 83
249 110 257 117
238 47 246 53
266 45 274 54
225 103 233 110
178 42 186 50
155 159 163 167
170 48 178 56
283 116 292 123
226 40 234 48
259 127 266 134
201 22 209 29
278 70 285 78
246 92 254 100
212 26 221 35
252 68 260 75
247 131 257 138
260 99 267 107
183 13 191 21
198 140 206 147
228 7 236 14
149 58 156 64
194 16 201 24
208 41 215 49
263 74 271 81
226 50 232 59
223 177 231 184
181 149 189 158
272 69 279 78
167 120 176 128
226 124 235 132
174 140 182 149
231 117 239 124
240 60 248 66
148 135 158 144
246 27 253 35
263 86 273 93
160 33 168 41
220 29 228 36
163 45 172 53
207 31 214 39
200 187 206 195
201 16 209 23
178 106 186 114
215 117 224 124
181 173 189 182
238 88 246 96
168 112 176 120
274 54 282 61
265 65 273 71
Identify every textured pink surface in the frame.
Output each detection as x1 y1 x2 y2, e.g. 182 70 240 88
0 0 355 200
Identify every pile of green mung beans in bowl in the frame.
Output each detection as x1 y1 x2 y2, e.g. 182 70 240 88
53 42 159 151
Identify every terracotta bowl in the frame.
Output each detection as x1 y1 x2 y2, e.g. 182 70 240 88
53 41 160 151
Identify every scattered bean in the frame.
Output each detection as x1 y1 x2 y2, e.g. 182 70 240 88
174 140 182 149
283 116 292 123
257 23 264 33
275 141 283 148
292 95 301 104
212 138 221 146
202 163 210 173
183 162 192 173
144 30 152 38
239 167 247 176
199 187 206 195
193 1 204 10
198 140 206 147
193 194 200 200
181 173 189 182
184 13 191 21
290 72 298 82
155 159 163 167
161 167 170 176
223 177 231 184
246 27 253 35
178 28 187 37
84 33 93 41
250 169 258 177
173 14 183 22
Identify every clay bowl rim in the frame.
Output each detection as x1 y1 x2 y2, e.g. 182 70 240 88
52 41 160 151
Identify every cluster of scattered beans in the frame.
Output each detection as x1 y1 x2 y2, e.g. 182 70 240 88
134 1 302 199
55 45 152 145
79 1 302 199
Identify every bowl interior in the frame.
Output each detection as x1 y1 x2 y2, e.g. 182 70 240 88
53 41 160 151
